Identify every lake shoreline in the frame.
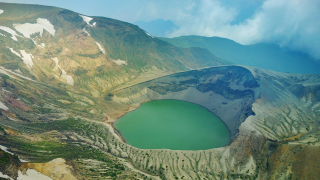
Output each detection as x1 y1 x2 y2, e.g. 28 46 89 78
107 122 127 143
112 99 230 150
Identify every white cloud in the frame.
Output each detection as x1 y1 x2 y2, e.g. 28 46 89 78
2 0 319 59
166 0 320 59
168 0 238 37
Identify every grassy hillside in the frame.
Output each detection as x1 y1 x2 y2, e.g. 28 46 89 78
160 36 320 74
1 3 319 180
0 3 230 99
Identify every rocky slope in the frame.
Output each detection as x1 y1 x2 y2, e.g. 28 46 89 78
0 3 229 98
104 65 320 179
113 66 260 140
0 60 320 179
0 2 319 180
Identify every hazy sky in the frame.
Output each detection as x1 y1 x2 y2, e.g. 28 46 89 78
1 0 320 59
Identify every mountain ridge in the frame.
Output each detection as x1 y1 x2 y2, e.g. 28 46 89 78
134 19 179 37
0 3 319 180
0 2 230 98
160 35 320 74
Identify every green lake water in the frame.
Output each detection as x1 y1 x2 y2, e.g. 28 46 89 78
114 100 230 150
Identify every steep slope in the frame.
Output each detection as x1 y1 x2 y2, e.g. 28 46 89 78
104 65 320 180
0 60 319 179
113 66 260 140
0 3 319 180
0 2 232 179
160 36 320 74
0 3 229 98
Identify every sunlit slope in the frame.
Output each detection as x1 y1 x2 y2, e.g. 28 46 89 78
160 35 320 74
0 3 230 97
0 62 319 179
0 2 319 180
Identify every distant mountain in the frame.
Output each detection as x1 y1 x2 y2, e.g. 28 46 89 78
0 3 320 180
160 36 320 74
134 19 178 37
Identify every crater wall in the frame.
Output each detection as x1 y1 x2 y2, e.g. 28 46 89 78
113 66 261 139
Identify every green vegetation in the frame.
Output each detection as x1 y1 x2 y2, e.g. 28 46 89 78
0 149 19 166
0 116 140 179
74 67 88 76
0 151 12 165
0 2 318 180
0 74 10 80
6 135 107 163
77 52 102 58
36 107 52 114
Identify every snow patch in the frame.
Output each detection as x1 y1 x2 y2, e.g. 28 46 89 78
8 47 21 57
83 28 90 36
0 172 13 180
145 31 154 38
95 42 106 54
112 59 127 65
50 158 66 163
0 9 3 15
7 117 18 121
0 26 20 41
92 22 96 26
0 68 14 78
0 145 13 155
2 88 12 94
0 101 9 111
0 66 35 82
36 18 55 35
19 158 28 162
79 15 93 26
20 50 34 69
11 18 51 48
13 18 55 38
17 169 53 180
0 33 4 36
0 144 28 162
52 58 74 85
31 39 45 49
